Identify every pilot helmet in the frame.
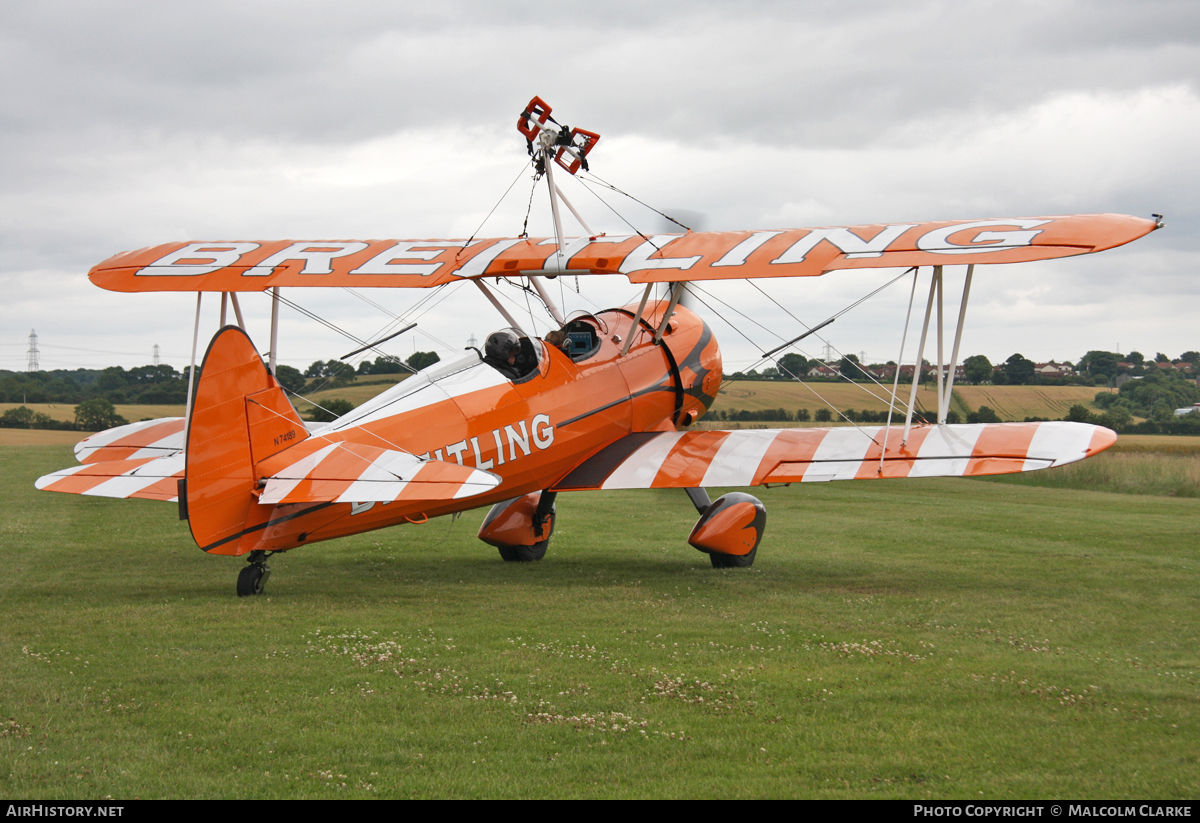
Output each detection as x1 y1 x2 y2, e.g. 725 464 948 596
485 329 521 361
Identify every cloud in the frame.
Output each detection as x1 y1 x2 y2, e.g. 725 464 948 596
0 1 1196 373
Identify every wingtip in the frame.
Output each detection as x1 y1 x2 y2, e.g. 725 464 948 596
454 468 504 499
1087 426 1119 456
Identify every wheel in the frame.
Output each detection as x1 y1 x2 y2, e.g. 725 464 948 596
709 545 756 569
237 564 266 596
497 539 549 562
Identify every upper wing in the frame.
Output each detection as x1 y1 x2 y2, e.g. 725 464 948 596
550 422 1116 491
89 214 1158 292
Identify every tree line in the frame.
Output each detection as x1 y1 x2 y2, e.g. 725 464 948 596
1 397 131 432
708 407 1004 425
728 350 1199 387
0 348 443 407
303 352 441 387
0 364 191 405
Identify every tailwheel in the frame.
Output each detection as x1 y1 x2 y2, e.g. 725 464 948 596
479 491 556 563
236 550 272 597
688 492 766 569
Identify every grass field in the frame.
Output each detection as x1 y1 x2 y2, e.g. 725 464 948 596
982 452 1200 497
3 443 1197 799
977 435 1200 498
1108 435 1200 455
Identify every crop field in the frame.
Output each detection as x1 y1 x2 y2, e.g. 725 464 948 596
272 374 1108 424
951 386 1106 422
2 439 1197 799
713 381 942 416
297 377 1107 426
0 403 187 425
293 375 409 413
710 382 1102 423
303 379 1105 426
0 430 88 447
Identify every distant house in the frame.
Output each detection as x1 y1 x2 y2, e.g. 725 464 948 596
909 364 968 381
1035 361 1074 377
869 364 928 380
1174 403 1200 417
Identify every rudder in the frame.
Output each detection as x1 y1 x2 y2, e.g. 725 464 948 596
185 326 309 555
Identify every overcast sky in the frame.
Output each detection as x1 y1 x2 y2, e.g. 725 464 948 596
2 0 1196 377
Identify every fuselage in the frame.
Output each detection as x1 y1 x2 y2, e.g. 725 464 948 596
231 300 721 553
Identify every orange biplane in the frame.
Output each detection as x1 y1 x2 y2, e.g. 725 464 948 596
36 98 1161 596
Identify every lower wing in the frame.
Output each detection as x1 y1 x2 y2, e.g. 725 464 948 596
551 422 1115 491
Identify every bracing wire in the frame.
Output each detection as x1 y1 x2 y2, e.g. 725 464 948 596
271 292 392 361
680 285 881 440
345 283 460 354
258 390 413 457
267 292 417 400
573 177 656 246
460 158 535 255
577 171 693 232
310 283 466 385
686 268 927 431
733 270 923 408
748 269 912 337
519 172 540 239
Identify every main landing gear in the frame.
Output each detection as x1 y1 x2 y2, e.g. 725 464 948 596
685 488 766 568
475 488 764 568
236 550 273 597
478 491 557 562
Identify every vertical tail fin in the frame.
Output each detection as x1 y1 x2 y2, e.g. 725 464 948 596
185 326 309 554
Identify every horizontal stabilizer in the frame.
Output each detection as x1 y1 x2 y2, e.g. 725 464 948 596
552 422 1116 491
74 417 185 464
257 440 501 505
36 454 185 501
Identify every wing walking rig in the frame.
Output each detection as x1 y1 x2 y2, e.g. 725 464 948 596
38 97 1161 595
